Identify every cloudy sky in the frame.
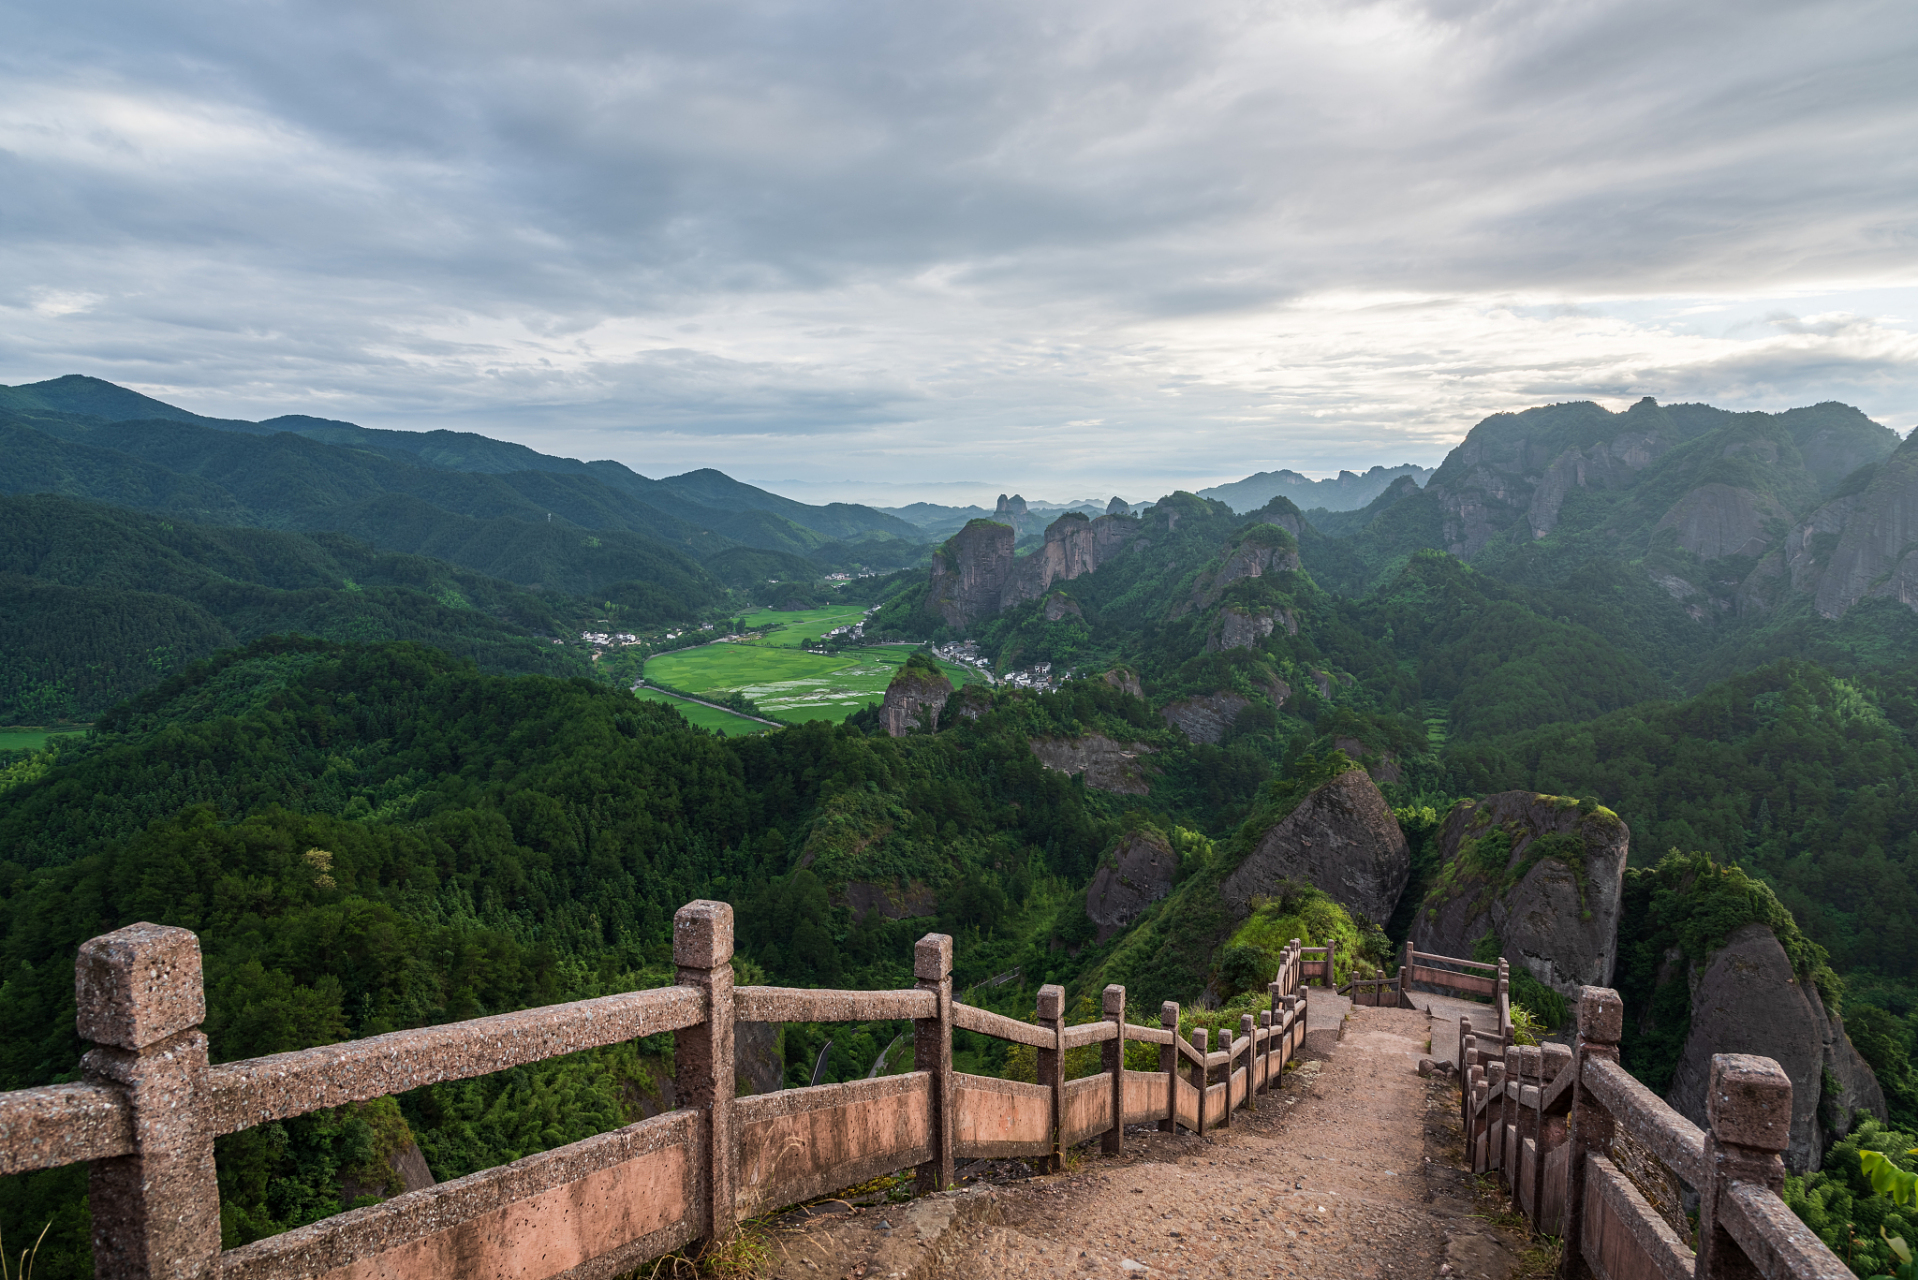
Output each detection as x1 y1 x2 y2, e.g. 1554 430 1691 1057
3 0 1915 505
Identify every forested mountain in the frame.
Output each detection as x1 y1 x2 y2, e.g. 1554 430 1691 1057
3 388 1918 1276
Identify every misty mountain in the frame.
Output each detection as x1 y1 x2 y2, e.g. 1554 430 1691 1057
1197 463 1434 513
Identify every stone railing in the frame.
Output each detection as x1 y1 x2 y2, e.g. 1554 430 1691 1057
1463 984 1851 1280
1 903 1325 1280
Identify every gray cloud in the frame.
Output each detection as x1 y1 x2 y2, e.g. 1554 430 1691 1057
1 0 1915 498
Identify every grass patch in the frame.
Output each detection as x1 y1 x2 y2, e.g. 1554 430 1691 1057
628 688 770 736
736 606 871 649
0 729 63 752
646 646 976 724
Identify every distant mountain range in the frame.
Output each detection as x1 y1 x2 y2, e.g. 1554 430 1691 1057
1196 464 1434 513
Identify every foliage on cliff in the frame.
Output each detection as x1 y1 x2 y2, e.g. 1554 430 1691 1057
1785 1120 1918 1280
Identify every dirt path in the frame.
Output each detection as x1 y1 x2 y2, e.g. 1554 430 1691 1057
768 1003 1535 1280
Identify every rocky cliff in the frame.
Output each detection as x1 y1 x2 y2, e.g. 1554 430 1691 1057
1804 430 1918 619
1181 523 1302 614
1028 735 1157 795
925 511 1142 630
1409 792 1630 997
1219 768 1409 925
1666 922 1886 1171
1159 691 1251 745
879 658 952 736
1084 830 1179 942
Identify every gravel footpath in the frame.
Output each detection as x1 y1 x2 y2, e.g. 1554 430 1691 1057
768 1003 1531 1280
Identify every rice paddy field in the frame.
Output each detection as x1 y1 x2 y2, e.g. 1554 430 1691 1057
629 687 769 736
0 728 62 752
646 608 979 724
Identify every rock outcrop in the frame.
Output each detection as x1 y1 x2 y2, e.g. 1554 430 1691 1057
880 660 953 736
842 880 940 922
1084 830 1178 942
736 1020 785 1097
1332 736 1401 785
1184 524 1302 614
1207 605 1294 651
1807 431 1918 619
1102 666 1145 699
1159 691 1251 745
1029 735 1157 795
1043 590 1083 621
1654 483 1788 560
994 492 1031 534
1409 792 1630 997
1106 496 1130 515
926 512 1142 629
1666 922 1886 1171
1220 769 1409 925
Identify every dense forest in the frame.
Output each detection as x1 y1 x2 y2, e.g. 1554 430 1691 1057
5 381 1918 1276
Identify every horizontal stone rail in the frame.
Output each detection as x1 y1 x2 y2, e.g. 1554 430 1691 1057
8 913 1326 1279
0 1083 133 1175
734 985 934 1024
1410 950 1499 972
203 984 707 1134
1453 979 1852 1280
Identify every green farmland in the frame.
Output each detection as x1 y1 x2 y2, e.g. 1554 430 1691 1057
646 641 977 724
629 687 770 736
736 605 869 648
0 728 66 753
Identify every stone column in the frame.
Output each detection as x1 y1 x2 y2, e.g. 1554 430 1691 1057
914 933 954 1193
1102 985 1125 1155
1534 1043 1571 1234
1256 1011 1272 1095
1037 984 1065 1174
77 923 219 1280
1482 1058 1506 1172
1282 994 1299 1067
1559 986 1622 1280
1189 1028 1208 1137
675 900 736 1246
1400 939 1414 1008
1697 1054 1791 1280
1241 1015 1257 1111
1325 939 1337 990
1218 1028 1233 1129
1159 1001 1179 1134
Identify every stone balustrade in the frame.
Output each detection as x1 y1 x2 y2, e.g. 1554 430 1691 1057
6 906 1325 1279
1457 981 1853 1280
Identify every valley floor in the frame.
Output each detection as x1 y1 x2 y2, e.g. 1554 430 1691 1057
768 1002 1540 1280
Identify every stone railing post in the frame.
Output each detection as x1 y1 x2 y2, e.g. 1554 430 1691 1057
1037 984 1065 1173
1698 1054 1791 1280
1282 993 1298 1064
914 933 954 1193
1103 984 1125 1155
1482 1057 1506 1172
1189 1028 1208 1136
77 923 219 1280
1400 939 1414 1008
1560 986 1622 1280
1159 1001 1179 1133
1218 1028 1233 1128
1535 1042 1571 1232
1243 1014 1259 1102
675 900 735 1247
1256 1011 1271 1093
1325 938 1337 989
1290 938 1303 990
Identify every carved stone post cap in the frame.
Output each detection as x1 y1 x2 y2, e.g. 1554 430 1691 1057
1505 1046 1521 1070
914 934 953 980
1241 1014 1256 1034
1708 1054 1793 1151
1191 1027 1208 1049
1036 984 1065 1019
1259 1011 1271 1027
1575 986 1623 1044
673 900 734 969
1519 1044 1541 1077
1541 1042 1572 1079
1289 938 1301 947
1102 984 1126 1016
1160 1000 1180 1027
75 923 204 1050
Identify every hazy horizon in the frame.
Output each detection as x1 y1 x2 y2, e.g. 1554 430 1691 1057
4 0 1915 500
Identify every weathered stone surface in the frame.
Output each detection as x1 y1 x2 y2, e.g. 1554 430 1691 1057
926 513 1141 629
1809 432 1918 618
1220 769 1409 925
1159 692 1251 745
1409 792 1630 997
994 492 1032 535
1084 831 1178 942
76 923 206 1051
880 664 953 737
1207 606 1293 652
1102 666 1145 699
1043 590 1083 622
1654 483 1787 559
1666 922 1887 1172
1028 735 1157 795
1106 496 1129 515
1186 525 1303 614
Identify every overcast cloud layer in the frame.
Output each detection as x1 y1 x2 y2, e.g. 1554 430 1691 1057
3 0 1915 504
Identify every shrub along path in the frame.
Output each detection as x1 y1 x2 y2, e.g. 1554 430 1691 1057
768 1003 1536 1280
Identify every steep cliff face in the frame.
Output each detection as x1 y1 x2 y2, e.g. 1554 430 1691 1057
1808 432 1918 618
925 511 1142 630
1028 735 1157 795
1409 792 1630 997
1106 496 1130 515
1084 830 1178 942
1206 605 1294 652
1159 691 1251 745
1102 666 1145 699
879 660 952 736
994 492 1031 534
1184 523 1302 613
1666 922 1886 1172
1653 482 1788 560
1219 769 1409 925
925 519 1015 629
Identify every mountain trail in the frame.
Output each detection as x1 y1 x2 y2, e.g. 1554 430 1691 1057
767 1003 1537 1280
